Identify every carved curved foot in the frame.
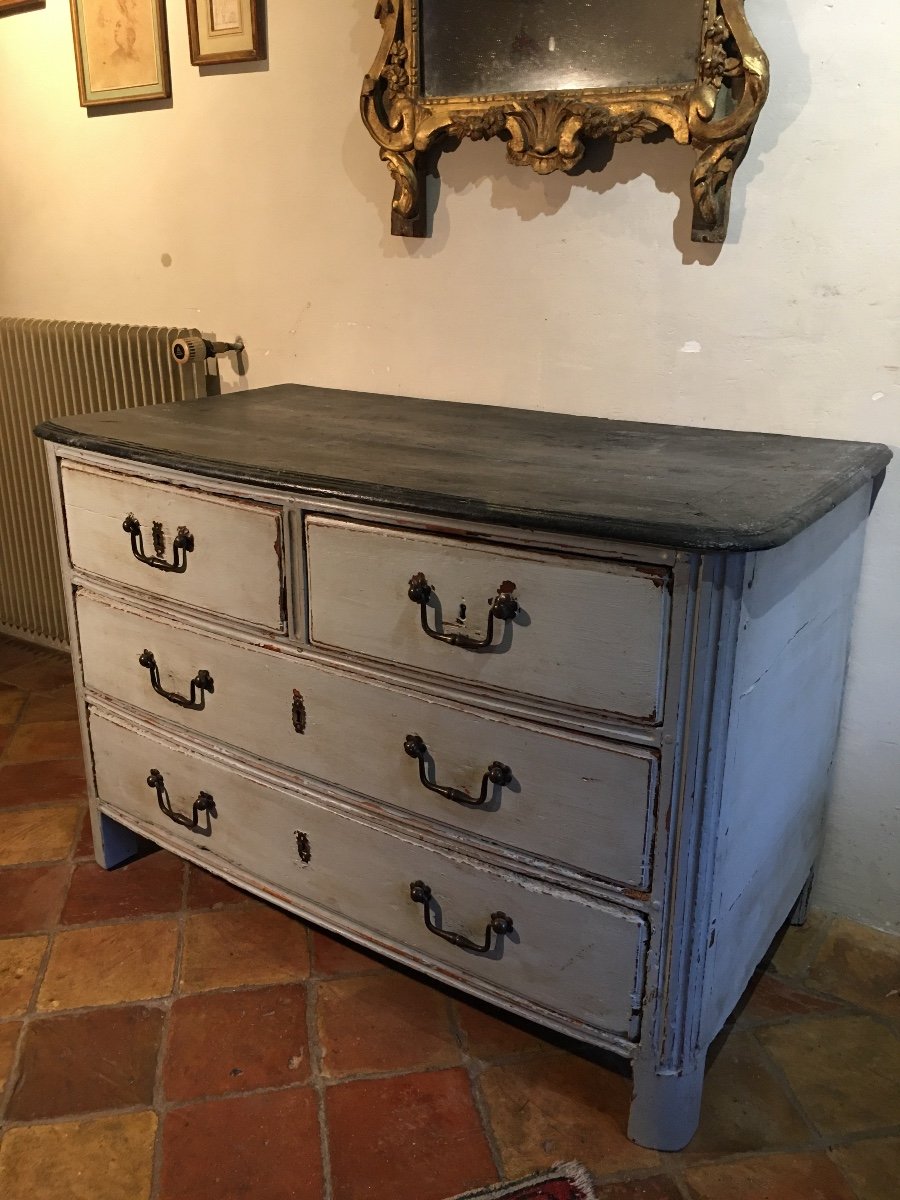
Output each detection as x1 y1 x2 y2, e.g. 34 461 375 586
381 149 426 238
690 134 750 243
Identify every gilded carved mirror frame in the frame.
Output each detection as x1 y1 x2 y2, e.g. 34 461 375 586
361 1 769 243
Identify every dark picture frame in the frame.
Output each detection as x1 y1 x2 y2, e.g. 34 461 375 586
0 1 46 13
186 0 264 66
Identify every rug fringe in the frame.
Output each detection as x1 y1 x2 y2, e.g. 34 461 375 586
553 1161 597 1199
444 1160 597 1200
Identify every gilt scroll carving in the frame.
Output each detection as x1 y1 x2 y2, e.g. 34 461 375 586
360 0 769 243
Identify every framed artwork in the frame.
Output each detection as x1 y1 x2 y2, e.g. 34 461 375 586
186 0 264 66
69 0 171 107
0 1 46 12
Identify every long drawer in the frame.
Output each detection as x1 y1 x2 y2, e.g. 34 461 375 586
89 710 648 1038
61 463 285 630
78 592 657 889
305 516 670 724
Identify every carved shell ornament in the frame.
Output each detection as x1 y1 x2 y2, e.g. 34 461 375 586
360 0 769 243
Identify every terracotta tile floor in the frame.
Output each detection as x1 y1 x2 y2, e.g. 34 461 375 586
0 634 898 1200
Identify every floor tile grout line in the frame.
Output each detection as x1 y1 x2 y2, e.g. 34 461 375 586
0 846 88 876
2 999 899 1176
0 976 348 1026
4 953 896 1088
582 1127 900 1186
0 908 188 937
445 995 508 1184
0 810 79 1124
16 948 896 1029
3 1098 896 1176
666 1135 837 1175
0 798 91 819
148 858 190 1200
746 1023 856 1161
744 1025 823 1147
0 893 266 944
4 1078 888 1157
3 955 898 1047
671 1174 697 1200
825 1129 900 1200
1 751 85 769
669 1134 898 1200
0 732 177 1149
61 897 257 931
770 913 835 987
0 647 84 768
305 927 335 1200
0 1081 331 1132
0 1101 156 1132
0 647 50 755
0 1016 26 1126
821 1154 869 1200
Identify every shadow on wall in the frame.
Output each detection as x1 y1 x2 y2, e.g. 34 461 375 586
343 0 809 265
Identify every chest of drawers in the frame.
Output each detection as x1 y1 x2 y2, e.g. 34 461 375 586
37 385 890 1150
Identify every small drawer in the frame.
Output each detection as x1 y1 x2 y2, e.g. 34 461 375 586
78 592 657 889
89 711 648 1039
306 517 671 724
61 463 284 630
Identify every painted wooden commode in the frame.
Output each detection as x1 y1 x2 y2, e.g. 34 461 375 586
36 386 890 1150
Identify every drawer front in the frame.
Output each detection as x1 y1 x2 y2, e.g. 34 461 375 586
78 593 656 889
306 517 670 724
61 463 284 630
89 712 647 1037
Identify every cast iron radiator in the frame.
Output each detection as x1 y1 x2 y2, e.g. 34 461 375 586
0 318 207 648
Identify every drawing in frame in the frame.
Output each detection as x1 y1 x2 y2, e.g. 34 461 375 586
69 0 171 108
186 0 264 66
0 1 46 13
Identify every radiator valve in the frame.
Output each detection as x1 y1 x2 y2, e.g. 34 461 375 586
172 335 244 365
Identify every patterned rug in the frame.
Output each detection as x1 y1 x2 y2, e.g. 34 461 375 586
447 1162 597 1200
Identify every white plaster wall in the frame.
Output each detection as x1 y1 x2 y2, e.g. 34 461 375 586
1 3 897 930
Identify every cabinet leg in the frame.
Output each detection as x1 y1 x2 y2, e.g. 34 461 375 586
628 1051 706 1151
790 869 815 927
91 809 141 870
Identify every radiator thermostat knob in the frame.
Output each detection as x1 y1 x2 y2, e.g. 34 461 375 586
172 335 244 365
172 336 206 364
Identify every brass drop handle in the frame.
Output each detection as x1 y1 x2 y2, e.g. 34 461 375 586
408 574 518 651
146 769 216 834
138 650 214 710
409 880 513 954
123 514 194 573
403 734 512 807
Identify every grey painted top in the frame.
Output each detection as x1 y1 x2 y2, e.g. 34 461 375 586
35 384 892 551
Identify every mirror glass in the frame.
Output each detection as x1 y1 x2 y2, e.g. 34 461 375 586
419 0 706 97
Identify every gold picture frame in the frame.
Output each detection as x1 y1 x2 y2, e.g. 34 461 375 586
361 1 769 243
186 0 264 66
69 0 170 108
